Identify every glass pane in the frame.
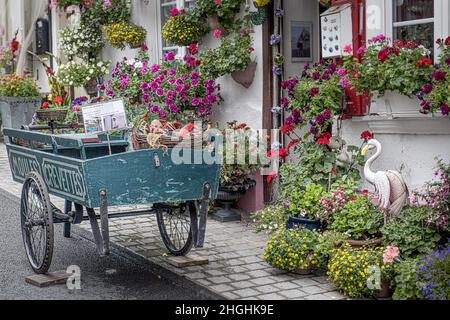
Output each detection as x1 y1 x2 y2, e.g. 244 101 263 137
161 4 176 48
394 22 434 55
394 0 434 22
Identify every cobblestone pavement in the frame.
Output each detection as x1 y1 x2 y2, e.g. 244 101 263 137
0 143 345 300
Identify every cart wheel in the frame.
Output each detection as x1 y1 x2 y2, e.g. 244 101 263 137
156 203 194 256
20 172 54 274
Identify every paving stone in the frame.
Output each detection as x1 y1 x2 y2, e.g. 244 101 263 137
230 280 255 289
210 284 234 293
184 272 206 280
292 277 321 287
301 285 327 295
228 274 251 281
273 281 299 290
196 279 212 286
223 258 246 266
245 269 272 278
304 293 331 300
257 293 286 300
221 291 239 300
242 262 267 271
255 284 279 294
279 289 308 299
208 276 232 284
205 269 227 276
249 277 276 286
233 288 260 298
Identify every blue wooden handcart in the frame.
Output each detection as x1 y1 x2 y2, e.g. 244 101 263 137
3 128 221 274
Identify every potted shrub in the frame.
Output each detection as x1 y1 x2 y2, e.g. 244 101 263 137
329 194 384 247
264 227 326 275
251 204 288 234
327 245 398 299
213 121 262 222
0 74 40 133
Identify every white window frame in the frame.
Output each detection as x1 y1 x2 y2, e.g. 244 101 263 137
386 0 447 62
157 0 196 61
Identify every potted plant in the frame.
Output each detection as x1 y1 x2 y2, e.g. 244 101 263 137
327 245 398 299
251 203 288 234
329 194 384 247
103 21 147 49
212 121 262 222
264 227 326 275
59 24 104 61
342 35 434 116
284 183 325 231
0 74 40 133
162 8 203 47
199 33 255 86
57 59 110 96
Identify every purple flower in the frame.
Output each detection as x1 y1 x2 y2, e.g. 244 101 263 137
140 82 148 90
421 83 433 94
169 69 176 77
197 105 206 114
309 87 320 97
98 84 106 91
269 34 281 46
340 77 349 88
445 58 450 65
322 72 330 81
272 65 282 75
141 67 148 75
312 72 321 80
106 90 114 97
284 116 293 125
150 81 158 90
191 97 200 106
149 105 159 113
159 110 167 118
280 97 289 107
142 94 149 103
337 68 346 76
166 52 175 61
440 104 449 116
191 79 199 87
191 72 199 79
434 71 447 81
357 46 366 55
156 88 164 96
151 65 160 72
169 104 179 113
275 8 285 17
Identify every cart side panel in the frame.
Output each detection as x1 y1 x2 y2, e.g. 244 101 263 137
6 144 91 207
84 148 221 207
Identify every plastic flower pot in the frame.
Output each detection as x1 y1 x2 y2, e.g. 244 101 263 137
376 279 392 299
285 216 321 231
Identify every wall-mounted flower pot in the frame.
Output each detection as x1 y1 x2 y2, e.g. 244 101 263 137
285 217 320 231
0 96 39 142
231 61 257 88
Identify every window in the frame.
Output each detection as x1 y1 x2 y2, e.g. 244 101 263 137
160 0 196 57
393 0 435 55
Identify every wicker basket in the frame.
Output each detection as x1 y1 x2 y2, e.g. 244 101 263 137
36 108 68 121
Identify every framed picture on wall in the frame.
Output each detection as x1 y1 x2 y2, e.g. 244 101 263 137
291 21 313 62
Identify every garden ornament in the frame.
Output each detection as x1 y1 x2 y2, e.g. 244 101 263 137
361 139 409 218
329 136 350 167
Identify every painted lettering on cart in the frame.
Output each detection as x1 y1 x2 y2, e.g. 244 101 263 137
9 150 40 179
41 158 86 201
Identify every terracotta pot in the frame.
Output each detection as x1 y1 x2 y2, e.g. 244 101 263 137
231 61 257 88
345 238 383 248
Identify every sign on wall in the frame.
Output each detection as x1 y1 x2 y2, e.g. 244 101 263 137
320 4 353 58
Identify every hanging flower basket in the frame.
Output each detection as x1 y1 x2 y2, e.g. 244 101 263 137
36 108 68 122
231 61 257 88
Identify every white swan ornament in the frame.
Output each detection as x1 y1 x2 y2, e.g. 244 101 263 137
361 139 409 217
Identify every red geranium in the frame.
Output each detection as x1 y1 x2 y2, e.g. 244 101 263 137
360 130 374 141
332 167 337 175
42 101 50 109
417 57 432 67
287 138 299 151
53 96 63 104
378 47 390 62
281 124 294 135
188 43 198 55
316 132 331 145
267 148 287 161
267 171 277 184
445 36 450 46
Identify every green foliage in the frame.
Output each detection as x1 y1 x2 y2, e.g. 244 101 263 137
251 204 288 234
80 0 131 31
381 205 442 258
285 183 325 220
393 258 423 300
328 246 398 299
330 195 384 240
314 230 347 270
199 34 252 80
264 227 325 272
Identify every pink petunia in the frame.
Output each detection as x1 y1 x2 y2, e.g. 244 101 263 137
343 44 353 54
213 28 222 39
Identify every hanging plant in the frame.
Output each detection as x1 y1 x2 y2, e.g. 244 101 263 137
103 22 147 49
199 33 253 80
162 8 204 46
59 25 104 60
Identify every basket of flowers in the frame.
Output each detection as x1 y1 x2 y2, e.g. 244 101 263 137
36 96 70 121
103 22 147 49
162 8 203 46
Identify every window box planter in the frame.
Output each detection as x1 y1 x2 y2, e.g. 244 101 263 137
0 96 40 141
285 216 321 231
369 91 421 118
